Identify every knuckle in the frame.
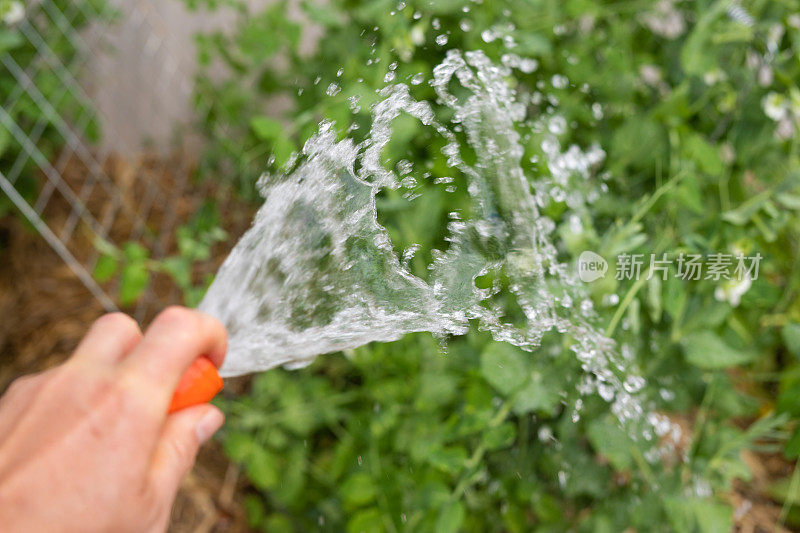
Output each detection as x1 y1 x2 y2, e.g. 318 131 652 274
154 306 199 333
94 312 141 338
85 375 124 408
84 374 147 419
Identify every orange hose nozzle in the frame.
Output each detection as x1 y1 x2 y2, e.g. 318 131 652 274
168 356 224 413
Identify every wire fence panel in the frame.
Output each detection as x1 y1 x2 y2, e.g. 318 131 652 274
0 0 200 317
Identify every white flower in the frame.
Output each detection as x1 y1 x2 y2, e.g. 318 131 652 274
640 64 662 86
776 116 795 140
2 1 24 25
410 25 425 46
641 0 686 39
720 143 735 165
703 69 726 86
762 92 788 121
758 64 773 87
714 273 752 307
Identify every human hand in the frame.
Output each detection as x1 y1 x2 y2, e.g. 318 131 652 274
0 306 227 532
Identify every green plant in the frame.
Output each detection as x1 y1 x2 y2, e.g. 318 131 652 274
93 201 227 307
188 0 800 530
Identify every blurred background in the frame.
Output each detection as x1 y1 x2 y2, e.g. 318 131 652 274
2 0 800 531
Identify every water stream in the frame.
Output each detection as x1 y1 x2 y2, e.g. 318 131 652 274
199 50 644 424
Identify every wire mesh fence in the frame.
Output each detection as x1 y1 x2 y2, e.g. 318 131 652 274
0 0 204 318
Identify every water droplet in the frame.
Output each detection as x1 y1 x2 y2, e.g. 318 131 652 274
326 83 341 96
348 95 361 113
624 375 645 393
397 159 413 175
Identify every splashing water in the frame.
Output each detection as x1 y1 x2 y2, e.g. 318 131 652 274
200 50 644 424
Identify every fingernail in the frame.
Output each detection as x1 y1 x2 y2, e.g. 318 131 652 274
196 408 224 444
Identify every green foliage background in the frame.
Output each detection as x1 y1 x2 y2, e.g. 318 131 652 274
198 0 800 530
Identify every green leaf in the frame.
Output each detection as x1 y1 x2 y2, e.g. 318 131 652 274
122 241 149 261
482 422 516 450
768 473 800 506
0 122 10 159
272 136 296 167
250 116 284 141
514 32 551 56
665 498 732 533
339 473 377 508
243 494 267 529
250 116 295 166
435 500 465 533
646 275 662 323
415 372 458 409
693 500 733 533
684 133 723 175
93 254 118 282
721 195 767 225
299 0 345 27
119 263 149 305
511 370 561 415
263 514 293 533
785 427 800 459
587 417 635 471
247 446 281 491
427 446 467 475
346 508 383 533
680 331 756 369
161 256 192 288
427 0 469 14
782 323 800 359
0 28 22 54
480 343 529 395
236 5 293 61
680 2 727 75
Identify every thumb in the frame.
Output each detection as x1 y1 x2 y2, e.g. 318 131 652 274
149 404 224 498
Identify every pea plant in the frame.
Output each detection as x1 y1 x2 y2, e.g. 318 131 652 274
93 201 228 307
184 0 800 530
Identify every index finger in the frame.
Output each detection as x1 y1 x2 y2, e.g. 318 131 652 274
119 306 227 412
